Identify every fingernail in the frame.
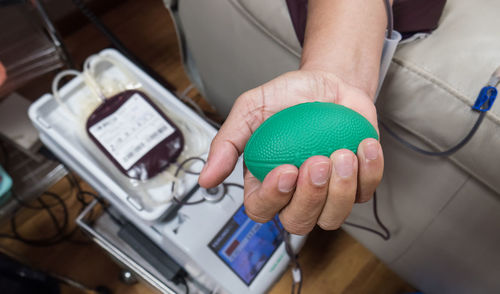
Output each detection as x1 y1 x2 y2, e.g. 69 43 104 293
364 141 379 161
334 153 353 178
278 171 297 193
310 161 330 187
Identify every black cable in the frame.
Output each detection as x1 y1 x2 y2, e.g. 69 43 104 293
63 174 108 244
383 0 393 38
38 196 65 233
5 191 70 247
1 193 67 246
10 176 76 209
78 190 106 206
65 185 105 244
174 157 206 178
379 111 486 157
172 160 243 206
61 169 115 242
272 218 302 294
223 182 244 190
344 191 390 241
0 170 105 247
71 0 176 92
66 172 91 206
268 193 389 292
177 275 189 294
380 0 487 157
291 262 303 294
171 157 207 206
173 156 206 175
172 195 206 206
11 190 48 210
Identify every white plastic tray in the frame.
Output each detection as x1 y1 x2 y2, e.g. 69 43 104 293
28 49 216 221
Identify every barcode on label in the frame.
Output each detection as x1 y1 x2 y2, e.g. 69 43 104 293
123 142 145 163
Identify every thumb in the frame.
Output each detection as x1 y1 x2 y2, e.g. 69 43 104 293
198 94 258 188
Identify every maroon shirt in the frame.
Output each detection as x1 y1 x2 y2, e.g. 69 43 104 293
286 0 447 45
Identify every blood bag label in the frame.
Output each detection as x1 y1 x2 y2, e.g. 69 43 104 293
89 93 175 170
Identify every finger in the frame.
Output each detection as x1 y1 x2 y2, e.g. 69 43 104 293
317 150 358 230
198 137 240 188
279 156 331 235
244 164 298 223
356 138 384 202
198 93 260 188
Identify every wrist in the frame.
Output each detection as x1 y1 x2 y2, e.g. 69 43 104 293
298 63 378 101
299 0 389 100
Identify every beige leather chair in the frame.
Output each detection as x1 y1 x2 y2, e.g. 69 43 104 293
164 0 500 293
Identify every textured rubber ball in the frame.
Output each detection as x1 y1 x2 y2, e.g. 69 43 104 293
243 102 378 182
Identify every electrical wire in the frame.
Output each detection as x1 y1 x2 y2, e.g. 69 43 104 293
66 172 92 206
383 0 393 38
379 0 487 157
171 157 207 205
62 173 107 243
10 176 76 209
176 275 190 294
343 191 391 240
223 182 244 190
0 171 105 247
171 193 206 206
63 174 108 244
2 192 69 247
272 218 302 294
379 111 486 157
173 156 206 176
290 263 303 294
0 142 77 246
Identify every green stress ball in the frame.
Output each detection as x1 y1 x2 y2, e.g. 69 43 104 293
243 102 378 182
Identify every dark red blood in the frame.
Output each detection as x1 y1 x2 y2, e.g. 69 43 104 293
86 90 184 180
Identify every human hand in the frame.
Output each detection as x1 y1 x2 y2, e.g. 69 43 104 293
198 70 383 235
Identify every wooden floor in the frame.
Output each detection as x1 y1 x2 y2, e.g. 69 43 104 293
0 0 415 293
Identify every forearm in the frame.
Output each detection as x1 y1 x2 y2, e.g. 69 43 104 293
300 0 391 99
